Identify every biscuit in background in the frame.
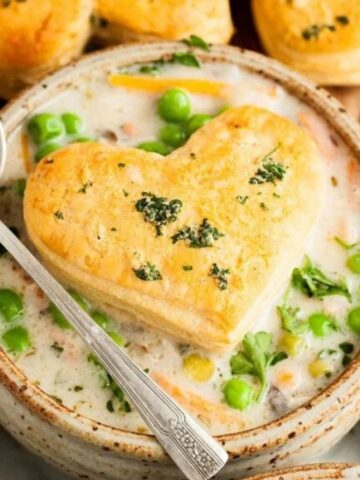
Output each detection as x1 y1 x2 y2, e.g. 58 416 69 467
252 0 360 86
92 0 234 46
0 0 93 99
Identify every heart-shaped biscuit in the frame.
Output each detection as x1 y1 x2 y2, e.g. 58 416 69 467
24 106 325 352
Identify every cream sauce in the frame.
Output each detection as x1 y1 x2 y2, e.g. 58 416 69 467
0 60 359 436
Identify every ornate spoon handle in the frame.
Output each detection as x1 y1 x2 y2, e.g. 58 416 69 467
0 222 228 480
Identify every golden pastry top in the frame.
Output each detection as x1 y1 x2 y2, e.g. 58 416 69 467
253 0 360 54
24 106 325 351
0 0 88 69
95 0 234 42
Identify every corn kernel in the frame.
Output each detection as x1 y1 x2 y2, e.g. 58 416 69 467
279 332 306 357
183 354 215 382
308 359 333 378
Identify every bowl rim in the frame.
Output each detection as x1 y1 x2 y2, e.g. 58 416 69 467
243 463 359 479
0 41 360 461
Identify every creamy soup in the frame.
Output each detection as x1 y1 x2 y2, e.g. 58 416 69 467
0 53 360 436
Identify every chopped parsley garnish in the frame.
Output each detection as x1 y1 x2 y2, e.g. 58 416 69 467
139 65 161 76
209 263 230 290
54 210 64 220
259 202 268 211
135 192 182 236
51 342 64 354
118 163 126 168
291 256 351 301
230 332 287 401
171 52 201 68
88 353 131 412
133 262 162 281
106 399 115 412
236 195 248 205
171 218 224 248
74 385 84 392
122 189 129 197
334 236 360 250
302 15 350 40
249 147 286 185
182 265 193 271
277 304 310 334
339 342 354 354
318 349 338 359
181 34 210 51
78 181 93 194
335 15 350 25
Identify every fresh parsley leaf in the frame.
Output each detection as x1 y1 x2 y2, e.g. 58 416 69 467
318 348 338 360
139 65 161 76
133 262 162 281
209 263 230 290
171 218 224 248
249 147 287 185
291 256 351 301
135 192 182 236
277 304 310 335
230 332 286 401
181 34 210 51
171 52 201 68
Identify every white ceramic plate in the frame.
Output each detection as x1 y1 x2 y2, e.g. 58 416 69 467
0 423 359 479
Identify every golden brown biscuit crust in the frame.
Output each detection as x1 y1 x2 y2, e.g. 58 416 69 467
93 0 234 45
24 106 325 351
253 0 360 85
0 0 93 98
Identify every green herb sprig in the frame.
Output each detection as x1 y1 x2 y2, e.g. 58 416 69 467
230 332 287 401
135 192 182 236
209 263 230 290
133 262 162 281
291 256 351 301
171 218 224 248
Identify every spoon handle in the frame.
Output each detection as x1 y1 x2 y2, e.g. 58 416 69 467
0 222 228 480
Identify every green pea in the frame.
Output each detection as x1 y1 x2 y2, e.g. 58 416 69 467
34 142 62 162
2 326 31 354
158 88 191 123
308 313 337 337
0 289 24 322
347 307 360 335
138 141 173 156
158 124 186 148
186 113 212 136
223 378 255 411
61 113 84 135
108 330 125 346
347 253 360 274
27 113 65 145
49 290 89 329
91 310 110 330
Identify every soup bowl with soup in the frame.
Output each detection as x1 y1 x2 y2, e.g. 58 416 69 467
0 43 360 479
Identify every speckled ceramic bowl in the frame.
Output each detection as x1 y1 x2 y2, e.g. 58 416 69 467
0 43 360 480
245 463 360 479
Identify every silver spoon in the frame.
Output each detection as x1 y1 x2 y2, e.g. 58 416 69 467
0 121 228 480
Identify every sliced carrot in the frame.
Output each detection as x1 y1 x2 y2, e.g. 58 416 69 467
274 369 299 391
108 74 230 98
152 372 246 428
21 132 32 174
